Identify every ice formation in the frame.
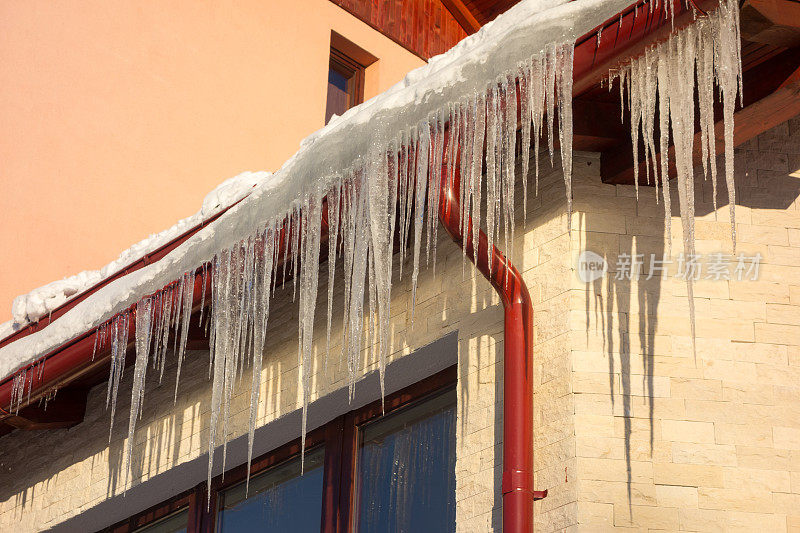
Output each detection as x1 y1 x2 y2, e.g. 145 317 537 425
612 0 742 354
0 0 742 494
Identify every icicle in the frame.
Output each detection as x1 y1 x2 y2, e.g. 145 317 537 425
107 312 130 441
199 263 208 328
325 184 341 370
697 19 718 212
125 297 153 489
459 101 475 274
556 43 575 233
714 0 740 251
152 292 164 373
529 55 545 195
91 328 99 361
339 179 356 399
502 73 517 270
410 125 430 324
298 190 323 470
281 214 291 290
657 51 673 257
427 113 444 273
670 25 700 357
345 172 370 400
485 85 499 271
158 287 172 383
641 48 659 191
446 105 460 232
367 142 395 410
174 272 195 402
398 136 411 279
208 256 220 377
172 275 184 359
387 146 399 283
207 249 230 501
615 0 742 355
545 44 557 168
519 67 531 220
291 206 301 300
471 94 486 265
10 370 25 415
629 56 643 201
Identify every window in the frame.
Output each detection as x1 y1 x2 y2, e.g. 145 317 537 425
325 32 377 124
104 489 195 533
353 390 456 532
107 367 456 532
216 447 325 532
133 509 188 533
326 51 362 124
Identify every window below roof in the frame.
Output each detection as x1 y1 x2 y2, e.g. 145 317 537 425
103 367 456 533
353 389 457 532
325 32 378 125
216 447 325 532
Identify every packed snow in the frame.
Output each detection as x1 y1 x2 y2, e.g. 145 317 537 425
1 0 742 495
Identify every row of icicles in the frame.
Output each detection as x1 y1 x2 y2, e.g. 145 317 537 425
6 0 741 498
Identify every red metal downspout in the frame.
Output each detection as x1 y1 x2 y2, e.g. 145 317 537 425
438 145 544 533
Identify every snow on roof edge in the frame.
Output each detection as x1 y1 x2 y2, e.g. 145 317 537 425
0 0 634 381
2 171 272 335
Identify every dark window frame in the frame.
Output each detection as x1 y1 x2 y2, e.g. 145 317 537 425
103 365 456 533
325 32 378 125
328 49 364 117
101 487 197 533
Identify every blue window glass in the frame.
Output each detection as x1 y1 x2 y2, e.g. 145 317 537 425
354 389 457 533
215 447 325 532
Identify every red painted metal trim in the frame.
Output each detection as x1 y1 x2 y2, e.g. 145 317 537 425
0 200 323 416
573 0 720 95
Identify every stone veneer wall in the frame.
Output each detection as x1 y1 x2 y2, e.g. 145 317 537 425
570 116 800 532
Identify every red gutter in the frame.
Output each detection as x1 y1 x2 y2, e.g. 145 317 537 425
0 204 317 417
573 0 719 95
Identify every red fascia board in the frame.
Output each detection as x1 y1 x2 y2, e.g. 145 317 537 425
573 0 720 95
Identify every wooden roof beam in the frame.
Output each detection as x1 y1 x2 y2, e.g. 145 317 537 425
441 0 482 35
3 387 88 431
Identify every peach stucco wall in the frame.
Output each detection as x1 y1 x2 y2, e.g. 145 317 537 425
0 0 424 323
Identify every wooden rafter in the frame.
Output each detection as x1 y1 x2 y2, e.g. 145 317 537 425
441 0 483 34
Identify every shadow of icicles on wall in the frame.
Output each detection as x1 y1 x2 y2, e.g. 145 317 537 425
578 118 800 513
